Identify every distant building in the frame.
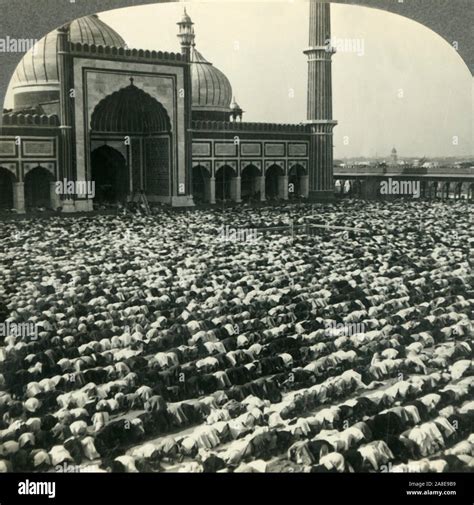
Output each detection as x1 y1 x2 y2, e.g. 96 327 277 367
390 147 398 167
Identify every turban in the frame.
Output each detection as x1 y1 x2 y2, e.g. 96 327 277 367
18 432 35 449
1 440 19 456
24 397 41 413
0 460 12 472
32 450 51 469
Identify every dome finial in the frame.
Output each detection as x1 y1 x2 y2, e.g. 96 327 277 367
129 77 134 86
179 6 193 25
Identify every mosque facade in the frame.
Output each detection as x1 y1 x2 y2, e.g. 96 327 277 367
0 4 335 212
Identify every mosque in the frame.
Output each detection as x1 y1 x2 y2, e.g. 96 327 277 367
0 3 335 212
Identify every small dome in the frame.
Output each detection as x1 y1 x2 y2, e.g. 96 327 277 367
191 48 232 114
91 79 171 133
230 97 242 111
178 7 193 26
11 15 126 110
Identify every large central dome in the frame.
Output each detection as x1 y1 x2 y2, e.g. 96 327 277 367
11 15 126 111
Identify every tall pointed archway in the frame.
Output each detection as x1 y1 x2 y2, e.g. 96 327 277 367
90 79 172 203
24 166 54 209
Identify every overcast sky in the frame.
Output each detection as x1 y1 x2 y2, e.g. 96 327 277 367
7 1 473 158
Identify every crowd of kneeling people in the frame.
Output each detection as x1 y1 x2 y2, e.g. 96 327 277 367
0 199 472 472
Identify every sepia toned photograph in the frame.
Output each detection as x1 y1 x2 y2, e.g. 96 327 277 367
0 0 472 503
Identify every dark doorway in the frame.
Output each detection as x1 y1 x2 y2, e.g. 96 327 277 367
91 145 128 202
192 165 210 203
241 165 260 201
288 164 305 199
215 165 234 201
25 166 54 208
0 168 15 209
265 164 283 200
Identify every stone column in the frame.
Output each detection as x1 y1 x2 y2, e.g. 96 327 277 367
278 175 289 200
49 181 61 210
13 182 25 213
230 176 241 202
301 175 309 198
209 177 216 204
259 175 266 202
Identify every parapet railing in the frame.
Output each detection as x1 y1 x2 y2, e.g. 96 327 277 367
334 165 474 177
2 112 60 127
191 120 309 133
68 42 183 63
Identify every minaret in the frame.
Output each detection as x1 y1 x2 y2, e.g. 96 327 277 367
304 0 337 201
176 8 194 205
177 7 195 60
57 24 76 212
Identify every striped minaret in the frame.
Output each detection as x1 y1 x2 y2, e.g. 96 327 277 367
304 0 337 201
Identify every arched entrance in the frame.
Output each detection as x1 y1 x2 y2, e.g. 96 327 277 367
192 165 211 203
90 79 172 203
288 164 306 198
241 164 260 201
0 168 15 209
91 145 128 203
215 165 234 201
265 164 284 200
24 166 54 209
